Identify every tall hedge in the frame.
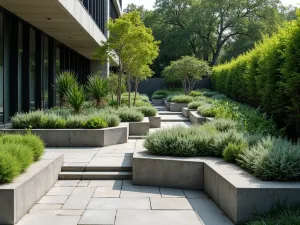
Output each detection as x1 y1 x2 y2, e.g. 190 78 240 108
211 13 300 138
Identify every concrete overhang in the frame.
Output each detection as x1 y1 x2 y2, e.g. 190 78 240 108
0 0 111 61
112 0 122 16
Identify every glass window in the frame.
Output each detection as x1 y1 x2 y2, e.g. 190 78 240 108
43 36 48 109
29 28 36 110
0 12 3 123
18 22 23 111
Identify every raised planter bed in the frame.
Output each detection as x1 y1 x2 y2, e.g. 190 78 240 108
128 117 150 136
152 99 164 106
170 103 188 112
182 107 196 118
1 125 129 147
0 153 64 225
148 116 161 128
164 99 170 109
189 111 214 124
133 149 300 224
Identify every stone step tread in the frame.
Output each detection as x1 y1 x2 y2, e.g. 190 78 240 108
59 171 132 180
129 136 146 139
62 165 132 172
159 111 182 115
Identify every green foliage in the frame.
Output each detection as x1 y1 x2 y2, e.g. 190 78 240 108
171 95 194 103
55 71 77 107
212 16 300 138
0 151 20 184
117 107 144 122
238 137 300 181
135 106 157 117
153 90 169 97
11 111 47 129
202 91 219 97
203 119 238 132
42 114 66 129
189 90 203 97
246 205 300 225
65 84 86 114
86 74 109 107
152 94 165 99
83 117 108 129
223 142 247 163
188 101 204 110
163 56 211 94
201 107 217 117
66 115 85 129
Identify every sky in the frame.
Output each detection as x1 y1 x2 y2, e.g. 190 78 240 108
123 0 299 10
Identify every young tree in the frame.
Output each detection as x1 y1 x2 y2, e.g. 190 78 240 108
163 56 212 94
95 12 160 107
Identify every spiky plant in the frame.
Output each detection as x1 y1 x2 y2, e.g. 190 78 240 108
65 84 86 114
55 71 78 107
86 74 109 107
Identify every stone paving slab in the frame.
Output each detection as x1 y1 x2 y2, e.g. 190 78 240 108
93 186 121 198
78 210 116 225
16 215 80 225
159 188 185 198
115 210 203 225
30 204 63 210
54 180 80 187
150 198 193 210
87 198 151 210
88 180 122 187
183 190 210 199
120 185 161 198
87 157 133 169
46 187 75 196
38 196 68 204
63 187 96 210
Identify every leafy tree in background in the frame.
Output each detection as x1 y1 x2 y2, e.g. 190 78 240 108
163 56 211 94
95 12 160 107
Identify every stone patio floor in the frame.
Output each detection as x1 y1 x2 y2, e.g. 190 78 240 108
17 179 233 225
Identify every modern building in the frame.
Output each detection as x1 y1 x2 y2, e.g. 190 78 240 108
0 0 122 124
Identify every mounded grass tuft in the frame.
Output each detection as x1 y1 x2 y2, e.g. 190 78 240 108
171 95 194 103
135 106 157 117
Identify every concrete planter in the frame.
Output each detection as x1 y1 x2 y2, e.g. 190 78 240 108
170 103 188 112
189 111 214 124
133 150 300 224
164 100 170 109
1 125 128 147
133 148 204 190
182 107 196 118
0 153 64 225
152 99 164 106
148 116 161 128
128 117 150 136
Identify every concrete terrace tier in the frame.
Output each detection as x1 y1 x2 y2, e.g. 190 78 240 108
0 153 64 225
170 103 188 112
148 116 161 128
182 107 196 118
1 125 129 147
125 118 150 136
133 148 300 224
164 100 170 110
189 111 215 124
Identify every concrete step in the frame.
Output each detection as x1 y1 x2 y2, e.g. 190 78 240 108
154 106 168 111
129 136 146 140
159 111 182 115
161 115 190 122
59 171 132 180
62 165 132 172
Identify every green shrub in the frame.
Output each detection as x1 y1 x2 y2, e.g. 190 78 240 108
55 71 78 107
0 151 20 184
201 107 217 117
211 94 228 100
171 95 194 103
83 117 108 129
152 94 165 99
189 90 203 97
139 94 150 102
66 115 85 128
65 84 86 114
202 91 219 97
238 137 300 181
117 108 144 122
11 111 47 129
197 104 213 115
86 74 109 107
135 101 152 107
42 114 66 129
203 119 238 132
153 90 169 97
136 106 157 117
91 112 120 127
1 144 34 172
188 101 204 110
223 142 247 163
166 95 175 102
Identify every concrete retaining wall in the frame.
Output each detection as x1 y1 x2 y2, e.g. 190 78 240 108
128 118 150 136
189 111 214 124
0 153 64 224
148 116 161 128
170 103 188 112
182 107 196 118
1 125 128 147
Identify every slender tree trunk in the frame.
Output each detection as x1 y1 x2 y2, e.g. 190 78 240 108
117 73 122 107
127 77 131 108
133 78 138 106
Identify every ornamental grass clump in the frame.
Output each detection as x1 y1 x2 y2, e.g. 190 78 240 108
152 94 166 100
189 90 203 97
0 151 20 184
117 107 144 122
171 95 194 103
65 84 86 114
55 71 78 107
66 115 85 128
83 117 108 129
135 106 157 117
238 137 300 181
42 114 66 129
188 101 204 110
86 75 109 107
152 90 169 97
11 111 47 129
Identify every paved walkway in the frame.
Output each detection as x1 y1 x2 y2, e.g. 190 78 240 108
16 106 234 225
17 180 233 225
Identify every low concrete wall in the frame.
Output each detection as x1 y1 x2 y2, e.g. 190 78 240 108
148 116 161 128
182 107 196 118
164 100 170 110
133 148 204 190
170 103 188 112
189 111 214 124
133 150 300 224
152 99 164 106
1 125 128 147
0 153 64 224
128 118 150 136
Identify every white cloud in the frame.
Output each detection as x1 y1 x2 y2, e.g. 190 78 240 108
281 0 300 6
123 0 155 10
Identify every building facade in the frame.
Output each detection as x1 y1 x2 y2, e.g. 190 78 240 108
0 0 121 124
